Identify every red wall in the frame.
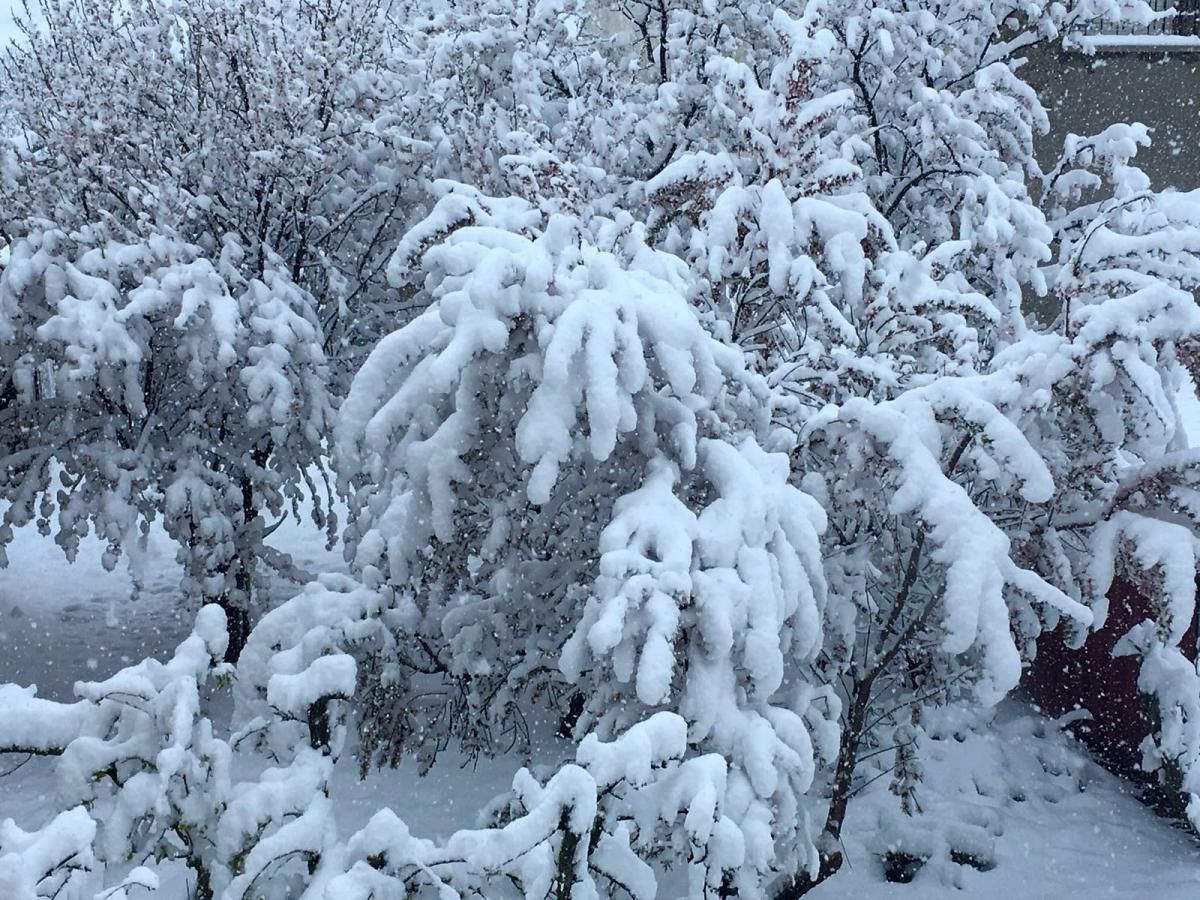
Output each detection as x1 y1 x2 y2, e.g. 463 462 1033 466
1027 577 1199 776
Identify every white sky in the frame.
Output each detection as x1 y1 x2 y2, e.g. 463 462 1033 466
0 1 19 44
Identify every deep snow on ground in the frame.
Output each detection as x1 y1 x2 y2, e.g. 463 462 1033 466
2 509 1200 898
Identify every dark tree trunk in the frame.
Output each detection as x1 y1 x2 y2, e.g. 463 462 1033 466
216 481 255 664
308 697 333 751
557 691 586 738
552 808 582 900
220 444 270 663
220 472 255 664
191 858 213 900
776 436 969 899
773 677 869 899
218 592 251 664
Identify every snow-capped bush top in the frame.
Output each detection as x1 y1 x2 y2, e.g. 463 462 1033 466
338 183 750 580
0 226 332 608
0 809 96 900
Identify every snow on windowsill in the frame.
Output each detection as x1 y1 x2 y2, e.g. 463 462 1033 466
1084 33 1200 51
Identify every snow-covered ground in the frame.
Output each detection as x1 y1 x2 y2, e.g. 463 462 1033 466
2 516 1199 898
810 707 1200 899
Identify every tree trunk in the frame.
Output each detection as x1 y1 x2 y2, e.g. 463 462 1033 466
776 438 964 899
552 808 582 900
218 592 251 664
218 469 259 663
308 696 333 751
222 442 272 663
191 858 213 900
773 676 869 899
557 691 586 738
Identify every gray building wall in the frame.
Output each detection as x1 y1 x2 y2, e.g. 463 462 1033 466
1022 46 1200 190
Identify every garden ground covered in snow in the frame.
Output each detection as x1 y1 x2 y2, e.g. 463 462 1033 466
4 0 1200 896
3 514 1199 899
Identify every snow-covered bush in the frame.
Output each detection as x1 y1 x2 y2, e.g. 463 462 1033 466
0 809 97 900
315 713 746 900
395 0 605 195
239 585 767 897
627 1 1200 891
0 606 343 900
0 607 231 895
802 0 1157 301
236 572 385 759
343 184 759 759
1035 125 1200 826
252 2 1198 893
0 0 415 383
238 181 834 896
0 226 331 656
3 0 1199 895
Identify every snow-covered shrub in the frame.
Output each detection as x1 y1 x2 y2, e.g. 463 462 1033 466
249 2 1198 893
0 0 415 385
1036 125 1200 827
316 713 745 899
2 0 1198 895
238 181 833 895
0 809 96 900
627 0 1199 891
641 11 997 401
801 0 1157 301
0 606 342 900
556 437 831 891
343 183 751 760
236 572 386 758
395 0 608 197
0 226 332 657
0 606 228 894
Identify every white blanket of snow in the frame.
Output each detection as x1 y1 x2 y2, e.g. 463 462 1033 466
809 708 1200 898
2 515 1199 898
